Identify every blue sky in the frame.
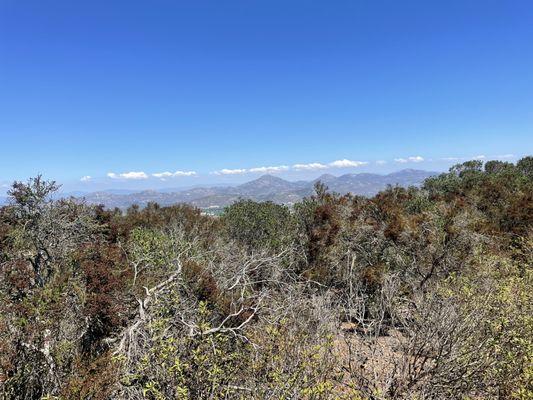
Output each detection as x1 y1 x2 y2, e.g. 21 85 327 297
1 0 532 192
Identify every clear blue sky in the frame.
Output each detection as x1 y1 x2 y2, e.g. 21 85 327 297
1 0 532 192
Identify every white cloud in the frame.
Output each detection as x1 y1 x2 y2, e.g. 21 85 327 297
213 168 248 175
152 170 197 179
472 155 486 160
107 171 149 180
496 154 515 159
395 156 424 163
80 175 92 182
249 165 289 174
174 170 197 176
441 157 461 161
152 172 173 178
329 159 368 168
293 162 328 171
122 171 149 179
212 165 290 175
208 155 428 176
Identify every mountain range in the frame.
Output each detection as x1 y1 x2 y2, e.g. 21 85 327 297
67 169 438 210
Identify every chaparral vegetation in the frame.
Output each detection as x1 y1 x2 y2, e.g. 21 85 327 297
0 157 531 399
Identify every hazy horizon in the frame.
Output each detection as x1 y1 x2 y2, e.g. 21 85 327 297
0 161 512 195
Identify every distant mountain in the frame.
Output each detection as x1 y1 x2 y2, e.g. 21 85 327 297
237 175 300 195
72 169 438 210
322 169 438 196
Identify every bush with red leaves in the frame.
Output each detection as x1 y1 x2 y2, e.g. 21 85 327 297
77 243 129 354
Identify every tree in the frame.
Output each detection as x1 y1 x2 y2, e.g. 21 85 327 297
222 200 293 252
517 155 533 177
7 176 98 286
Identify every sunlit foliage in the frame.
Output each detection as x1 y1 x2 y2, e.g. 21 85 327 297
0 158 531 399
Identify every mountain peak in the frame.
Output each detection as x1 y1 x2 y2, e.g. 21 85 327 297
236 175 296 196
314 173 337 183
238 174 290 188
254 174 286 182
